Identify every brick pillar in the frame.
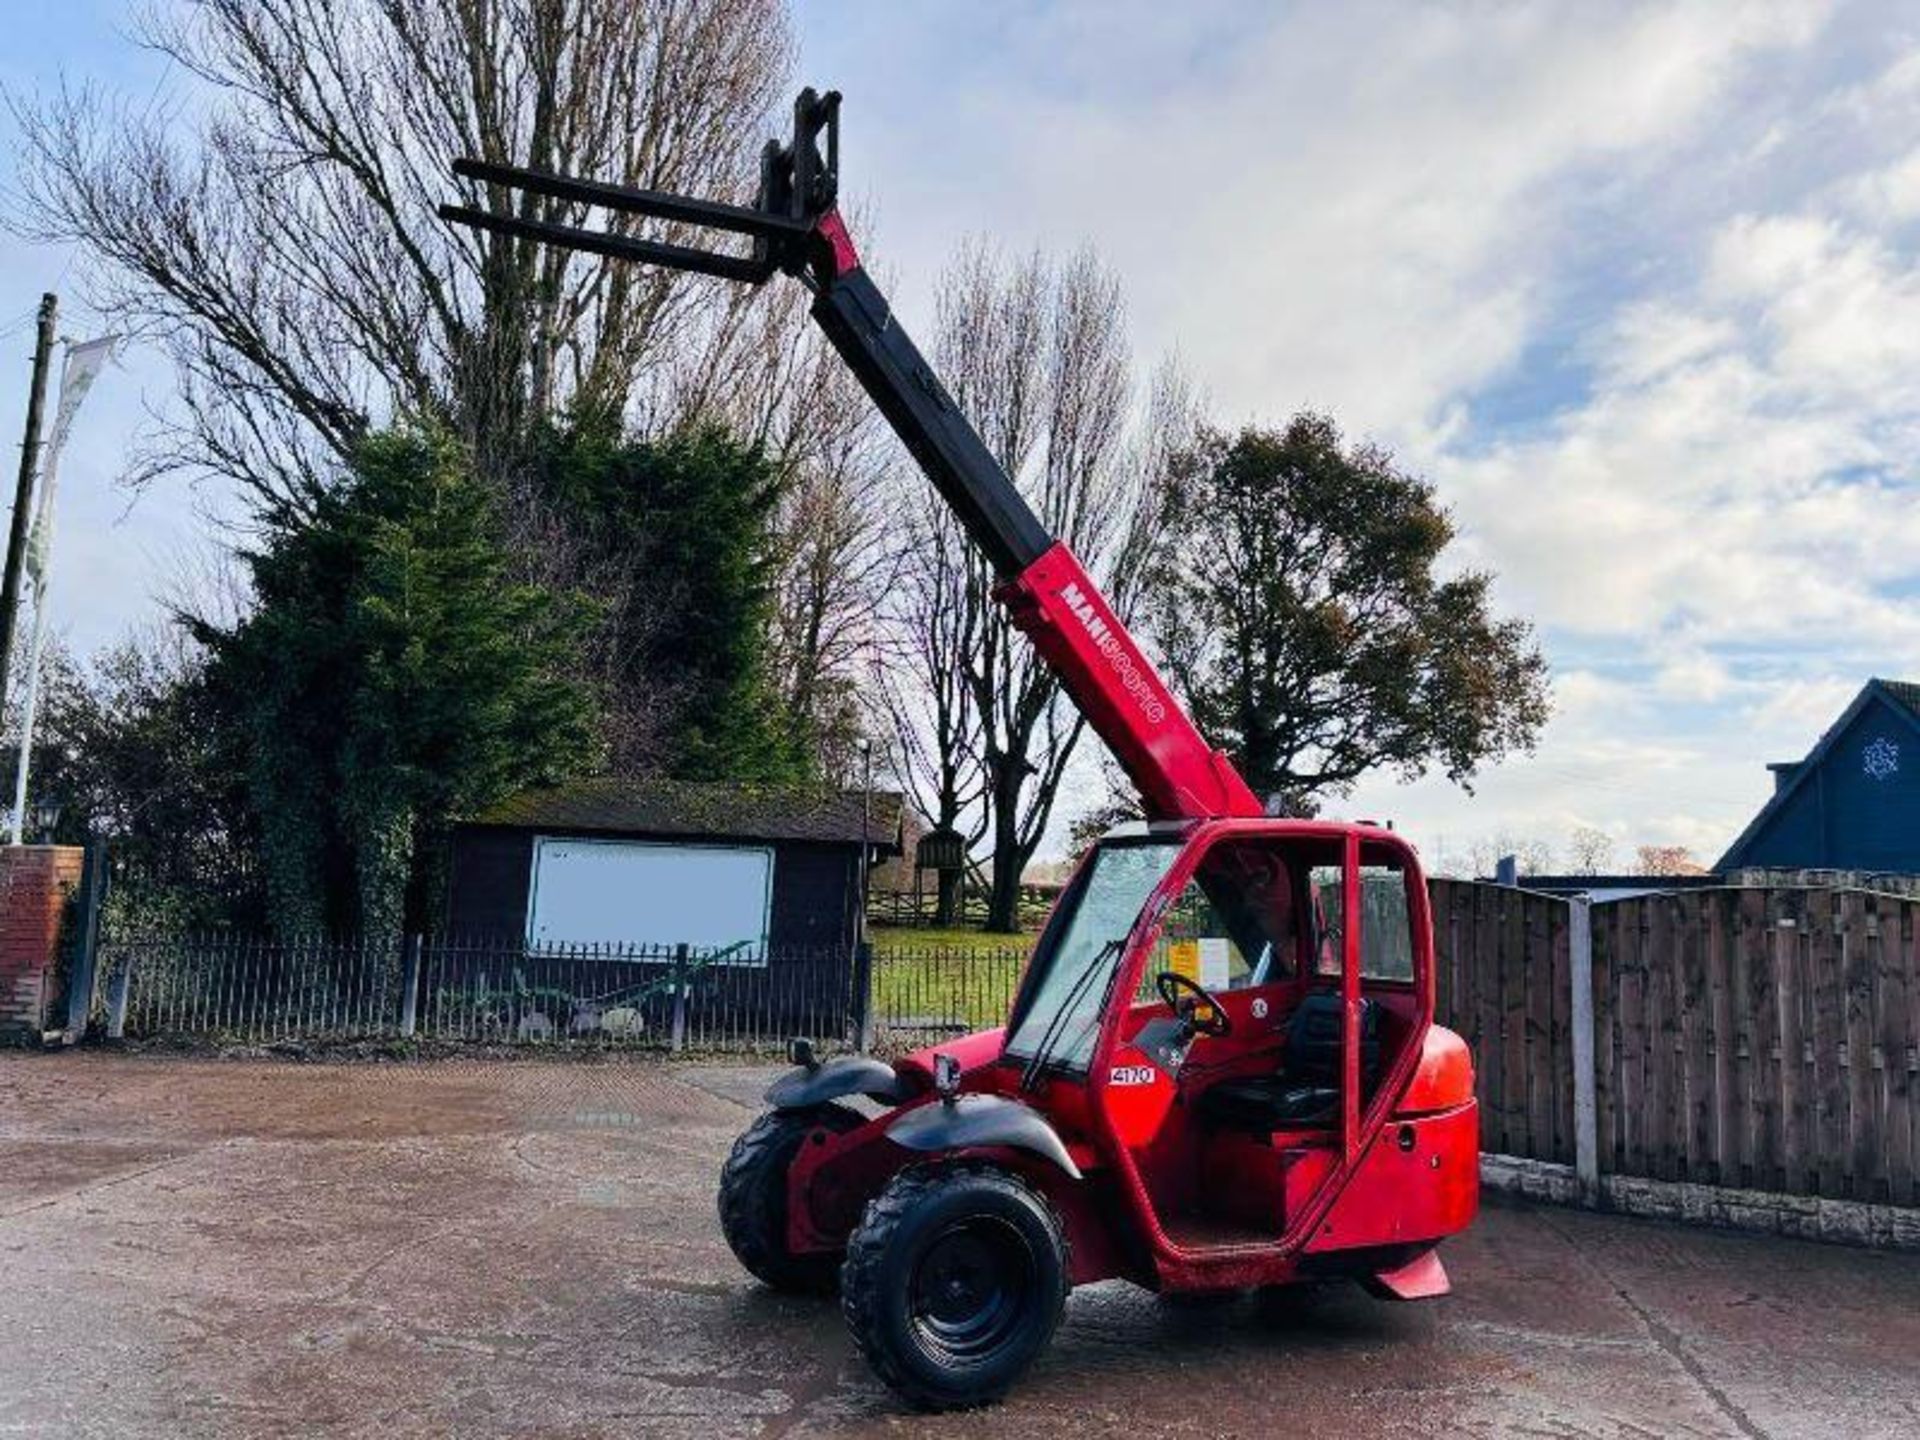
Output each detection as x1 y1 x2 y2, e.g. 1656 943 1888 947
0 845 85 1039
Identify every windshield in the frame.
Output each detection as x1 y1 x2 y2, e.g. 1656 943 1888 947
1002 839 1181 1073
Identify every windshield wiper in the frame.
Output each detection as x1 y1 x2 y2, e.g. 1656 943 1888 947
1018 938 1123 1093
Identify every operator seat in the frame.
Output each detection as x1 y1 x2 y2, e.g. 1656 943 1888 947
1198 992 1382 1129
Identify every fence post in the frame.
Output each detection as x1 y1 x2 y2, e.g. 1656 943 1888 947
62 838 107 1044
399 934 422 1038
104 951 132 1040
1569 895 1600 1206
851 939 875 1053
670 943 689 1053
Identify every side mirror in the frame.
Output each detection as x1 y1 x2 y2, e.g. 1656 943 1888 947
932 1052 962 1101
787 1036 820 1071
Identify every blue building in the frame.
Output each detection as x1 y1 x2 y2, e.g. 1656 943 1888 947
1717 678 1920 875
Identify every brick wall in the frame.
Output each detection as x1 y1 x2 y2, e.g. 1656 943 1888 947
0 846 84 1039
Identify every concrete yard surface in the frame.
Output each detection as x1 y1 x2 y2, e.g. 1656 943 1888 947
3 1053 1919 1438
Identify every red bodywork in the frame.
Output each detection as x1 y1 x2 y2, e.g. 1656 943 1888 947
786 807 1479 1297
998 543 1261 822
438 96 1478 1304
809 239 1479 1299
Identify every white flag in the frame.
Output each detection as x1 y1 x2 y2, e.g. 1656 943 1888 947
25 335 119 596
8 333 120 845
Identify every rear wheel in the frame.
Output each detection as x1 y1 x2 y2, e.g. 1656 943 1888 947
840 1164 1068 1410
718 1105 862 1293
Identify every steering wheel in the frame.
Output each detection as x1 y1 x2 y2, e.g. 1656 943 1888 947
1155 971 1232 1038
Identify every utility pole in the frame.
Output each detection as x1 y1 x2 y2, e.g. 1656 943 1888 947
0 294 57 721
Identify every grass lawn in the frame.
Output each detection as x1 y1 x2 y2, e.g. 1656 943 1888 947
869 927 1030 1030
870 924 1031 955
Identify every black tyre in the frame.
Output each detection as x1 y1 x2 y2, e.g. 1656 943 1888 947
840 1164 1068 1411
718 1105 863 1293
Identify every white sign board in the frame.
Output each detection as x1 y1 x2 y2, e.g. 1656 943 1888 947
1198 937 1231 989
527 837 773 962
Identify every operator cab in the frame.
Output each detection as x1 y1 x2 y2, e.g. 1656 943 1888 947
999 820 1426 1254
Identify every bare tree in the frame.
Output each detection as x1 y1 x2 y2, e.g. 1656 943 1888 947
627 214 899 783
691 251 898 782
11 0 792 512
882 241 1169 931
1636 844 1707 877
765 443 893 782
1565 825 1616 875
874 489 988 923
1061 364 1201 852
1432 831 1555 879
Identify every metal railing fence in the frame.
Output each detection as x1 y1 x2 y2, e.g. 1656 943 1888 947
89 931 1033 1056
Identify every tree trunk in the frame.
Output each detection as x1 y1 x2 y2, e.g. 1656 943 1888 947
934 868 962 927
985 762 1028 933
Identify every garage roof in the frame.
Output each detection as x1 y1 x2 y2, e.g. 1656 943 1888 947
470 778 906 851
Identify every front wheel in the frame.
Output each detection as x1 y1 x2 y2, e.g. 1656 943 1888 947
718 1105 862 1293
840 1164 1068 1411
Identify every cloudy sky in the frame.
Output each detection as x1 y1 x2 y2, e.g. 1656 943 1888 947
5 1 1919 871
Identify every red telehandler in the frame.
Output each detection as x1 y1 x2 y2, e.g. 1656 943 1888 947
443 88 1478 1411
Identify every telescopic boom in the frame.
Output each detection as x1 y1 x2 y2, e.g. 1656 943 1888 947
441 88 1259 822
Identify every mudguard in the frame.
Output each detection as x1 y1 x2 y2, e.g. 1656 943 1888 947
885 1094 1084 1180
766 1055 909 1110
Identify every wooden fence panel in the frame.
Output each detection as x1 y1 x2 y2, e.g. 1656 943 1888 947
1854 891 1887 1203
1499 887 1528 1155
1698 892 1727 1186
1809 888 1845 1197
1750 888 1784 1191
1619 904 1649 1178
1524 890 1555 1167
1777 892 1811 1194
1597 885 1920 1203
1428 878 1573 1166
1593 896 1617 1176
1688 893 1719 1185
1475 884 1508 1153
1703 891 1736 1187
1728 888 1758 1189
1908 901 1920 1206
1436 880 1920 1206
1882 901 1916 1206
1550 902 1574 1163
1647 896 1676 1181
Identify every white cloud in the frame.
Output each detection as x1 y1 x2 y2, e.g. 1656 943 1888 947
1439 196 1920 654
1744 673 1862 741
812 2 1834 432
1653 651 1736 702
1840 144 1920 221
796 2 1920 865
10 4 1915 873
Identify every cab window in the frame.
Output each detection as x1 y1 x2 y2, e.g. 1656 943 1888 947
1141 839 1299 997
1310 860 1415 982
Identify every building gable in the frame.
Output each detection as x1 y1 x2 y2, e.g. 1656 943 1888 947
1719 680 1920 873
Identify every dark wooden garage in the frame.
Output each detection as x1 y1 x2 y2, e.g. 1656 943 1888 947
447 778 905 953
441 779 906 1044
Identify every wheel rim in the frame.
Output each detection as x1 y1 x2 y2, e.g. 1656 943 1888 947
908 1216 1034 1364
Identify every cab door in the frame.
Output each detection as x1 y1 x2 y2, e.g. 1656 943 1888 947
1096 828 1318 1237
1305 835 1424 1165
1104 831 1310 1141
